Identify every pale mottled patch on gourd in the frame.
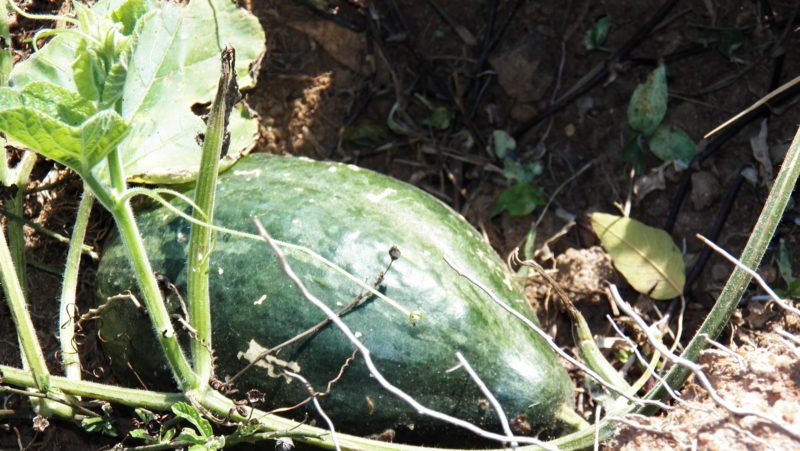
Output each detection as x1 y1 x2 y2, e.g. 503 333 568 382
234 168 262 177
366 188 396 203
237 339 300 383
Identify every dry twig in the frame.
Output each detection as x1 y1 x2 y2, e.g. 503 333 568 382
609 284 800 440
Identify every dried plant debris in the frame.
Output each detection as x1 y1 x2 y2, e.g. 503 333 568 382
609 329 800 450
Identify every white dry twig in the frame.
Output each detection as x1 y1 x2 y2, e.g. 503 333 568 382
698 333 746 371
593 404 602 451
453 352 517 449
609 284 800 441
444 257 672 412
775 327 800 346
283 371 340 451
774 328 800 359
605 316 687 406
697 234 800 317
254 220 555 449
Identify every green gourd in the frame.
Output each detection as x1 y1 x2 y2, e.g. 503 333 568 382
95 153 572 442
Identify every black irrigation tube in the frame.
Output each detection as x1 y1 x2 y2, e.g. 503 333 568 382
684 171 746 290
466 0 525 118
664 72 800 233
663 1 796 233
512 0 680 139
628 44 713 67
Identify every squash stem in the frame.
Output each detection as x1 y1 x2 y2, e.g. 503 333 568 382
58 188 94 382
0 152 70 415
639 124 800 410
0 364 184 410
7 151 36 295
108 199 200 390
0 214 50 393
186 48 237 385
0 0 11 86
89 141 199 389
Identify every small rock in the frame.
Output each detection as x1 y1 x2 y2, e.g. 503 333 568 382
690 171 722 211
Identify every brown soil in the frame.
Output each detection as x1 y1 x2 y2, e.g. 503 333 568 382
2 0 800 449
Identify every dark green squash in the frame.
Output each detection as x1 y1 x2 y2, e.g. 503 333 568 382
95 153 572 442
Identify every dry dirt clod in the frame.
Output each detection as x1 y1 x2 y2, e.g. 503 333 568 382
554 246 618 304
489 36 555 103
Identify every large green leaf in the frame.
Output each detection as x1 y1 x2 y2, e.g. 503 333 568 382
627 64 667 136
0 84 129 174
590 212 685 300
9 82 97 125
9 0 265 184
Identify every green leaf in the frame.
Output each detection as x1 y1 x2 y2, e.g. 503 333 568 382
171 402 212 439
621 134 646 174
421 106 453 130
584 16 610 51
0 86 129 174
111 0 152 35
81 416 117 437
522 225 537 261
176 428 206 444
11 82 97 125
491 182 546 217
590 213 685 300
492 129 516 159
80 110 132 168
72 40 103 102
502 158 542 184
649 124 695 164
134 408 155 423
161 427 176 442
10 0 266 184
129 428 156 443
627 64 667 135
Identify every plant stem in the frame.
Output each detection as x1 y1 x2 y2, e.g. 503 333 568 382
186 48 236 384
88 148 199 389
108 200 200 390
0 0 11 86
8 151 36 295
639 124 800 410
58 188 94 382
0 219 50 392
0 365 184 409
107 148 126 195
